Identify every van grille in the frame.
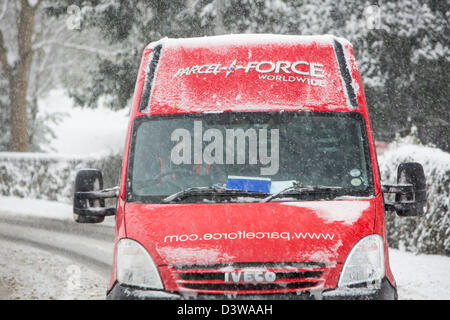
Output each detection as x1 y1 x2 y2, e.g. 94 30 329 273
170 262 327 295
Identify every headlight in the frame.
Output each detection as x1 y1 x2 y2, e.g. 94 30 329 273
117 238 163 289
338 234 385 287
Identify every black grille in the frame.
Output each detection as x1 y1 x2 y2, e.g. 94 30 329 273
182 281 319 291
171 262 328 294
178 271 322 281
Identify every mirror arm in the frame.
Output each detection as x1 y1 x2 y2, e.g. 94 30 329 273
75 186 119 200
382 163 427 217
384 202 395 212
74 186 118 218
384 201 416 211
382 183 415 213
74 206 116 217
381 183 414 194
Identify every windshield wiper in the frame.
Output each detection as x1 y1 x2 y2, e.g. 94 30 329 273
261 185 345 203
162 186 268 203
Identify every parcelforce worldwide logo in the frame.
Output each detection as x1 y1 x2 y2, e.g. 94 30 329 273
174 60 327 87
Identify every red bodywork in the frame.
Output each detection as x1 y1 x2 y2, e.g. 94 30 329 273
109 35 395 295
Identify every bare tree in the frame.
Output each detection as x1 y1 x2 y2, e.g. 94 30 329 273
0 0 116 152
0 0 44 151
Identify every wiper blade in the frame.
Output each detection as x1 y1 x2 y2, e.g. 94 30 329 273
162 186 268 203
261 185 344 203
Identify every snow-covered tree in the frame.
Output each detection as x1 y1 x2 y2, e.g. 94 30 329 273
46 0 192 110
44 0 449 151
0 0 118 151
360 0 449 151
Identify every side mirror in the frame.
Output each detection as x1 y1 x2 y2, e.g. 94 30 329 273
73 169 117 223
382 162 427 217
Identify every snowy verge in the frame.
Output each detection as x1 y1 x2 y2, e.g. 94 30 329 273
0 196 115 226
0 153 96 203
0 195 73 220
389 248 450 300
0 152 122 203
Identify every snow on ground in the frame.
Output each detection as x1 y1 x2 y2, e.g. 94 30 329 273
0 196 73 220
0 239 106 300
39 89 129 156
389 248 450 300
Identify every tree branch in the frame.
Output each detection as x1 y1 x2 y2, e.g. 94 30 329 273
0 29 13 83
0 0 8 21
20 0 30 10
32 40 123 57
30 0 44 12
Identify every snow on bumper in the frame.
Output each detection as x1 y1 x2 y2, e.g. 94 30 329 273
106 278 397 300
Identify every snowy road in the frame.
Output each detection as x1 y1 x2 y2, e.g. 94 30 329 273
0 197 448 300
0 213 114 300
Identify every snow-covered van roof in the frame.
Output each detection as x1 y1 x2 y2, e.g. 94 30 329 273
136 34 364 115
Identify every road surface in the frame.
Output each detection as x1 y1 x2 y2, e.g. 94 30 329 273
0 213 114 300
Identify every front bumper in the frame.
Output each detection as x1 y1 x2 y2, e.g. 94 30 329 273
321 277 398 300
106 277 397 300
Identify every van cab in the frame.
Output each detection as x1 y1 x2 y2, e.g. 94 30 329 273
73 34 427 300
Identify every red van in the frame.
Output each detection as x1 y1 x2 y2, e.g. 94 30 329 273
73 34 427 300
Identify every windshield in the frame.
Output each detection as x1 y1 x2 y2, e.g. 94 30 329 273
128 111 374 203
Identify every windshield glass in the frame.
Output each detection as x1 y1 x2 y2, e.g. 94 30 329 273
128 111 373 203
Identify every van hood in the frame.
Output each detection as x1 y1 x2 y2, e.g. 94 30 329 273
124 199 375 266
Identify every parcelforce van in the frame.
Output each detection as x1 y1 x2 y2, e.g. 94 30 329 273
73 34 427 300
